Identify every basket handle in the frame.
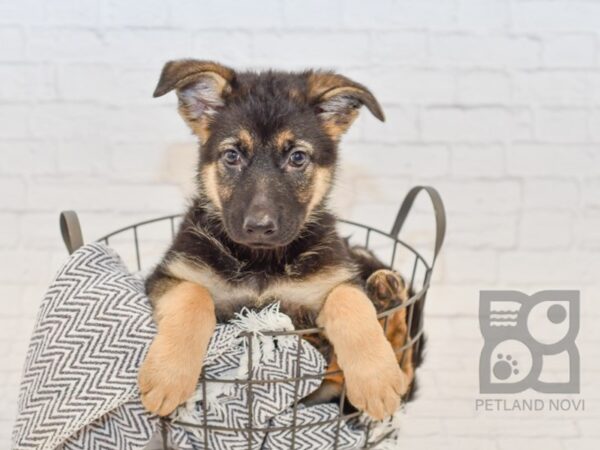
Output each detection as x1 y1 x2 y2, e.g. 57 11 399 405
60 211 84 255
390 186 446 267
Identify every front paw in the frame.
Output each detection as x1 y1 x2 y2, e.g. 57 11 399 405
366 269 407 307
138 335 201 416
344 346 406 420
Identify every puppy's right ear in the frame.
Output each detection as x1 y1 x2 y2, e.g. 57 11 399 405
153 59 235 141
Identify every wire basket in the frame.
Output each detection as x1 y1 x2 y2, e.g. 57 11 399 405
59 186 446 450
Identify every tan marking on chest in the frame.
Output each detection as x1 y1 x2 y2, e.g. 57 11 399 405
167 257 256 307
262 267 356 310
167 256 356 313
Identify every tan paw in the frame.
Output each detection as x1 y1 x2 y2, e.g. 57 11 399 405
138 335 201 416
366 269 407 304
344 343 405 420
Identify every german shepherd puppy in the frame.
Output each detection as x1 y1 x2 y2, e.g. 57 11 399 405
139 60 418 420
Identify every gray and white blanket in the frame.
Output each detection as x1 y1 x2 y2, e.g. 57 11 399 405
12 243 384 450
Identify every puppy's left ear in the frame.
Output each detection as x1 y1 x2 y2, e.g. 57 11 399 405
307 72 384 141
153 59 235 141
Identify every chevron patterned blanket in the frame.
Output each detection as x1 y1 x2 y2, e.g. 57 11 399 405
12 243 371 450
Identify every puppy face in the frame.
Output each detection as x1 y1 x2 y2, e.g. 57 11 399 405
154 60 384 249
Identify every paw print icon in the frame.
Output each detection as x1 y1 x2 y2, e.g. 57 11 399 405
479 290 579 394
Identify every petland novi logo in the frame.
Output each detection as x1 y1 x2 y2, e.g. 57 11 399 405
475 290 584 412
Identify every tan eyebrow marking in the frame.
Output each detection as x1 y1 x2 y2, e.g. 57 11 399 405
238 129 254 155
294 139 315 155
217 137 238 150
274 129 295 151
217 132 255 157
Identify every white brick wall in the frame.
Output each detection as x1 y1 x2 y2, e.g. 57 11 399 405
1 1 599 448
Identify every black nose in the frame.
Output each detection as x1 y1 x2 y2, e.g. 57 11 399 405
243 213 277 237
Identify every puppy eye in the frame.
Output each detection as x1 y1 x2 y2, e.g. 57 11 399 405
222 149 241 165
288 150 309 168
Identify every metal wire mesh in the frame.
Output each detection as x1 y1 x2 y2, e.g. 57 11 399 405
93 214 432 450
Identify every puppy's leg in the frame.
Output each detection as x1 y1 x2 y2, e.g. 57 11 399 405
367 269 414 391
139 281 216 416
306 272 412 407
317 284 405 420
